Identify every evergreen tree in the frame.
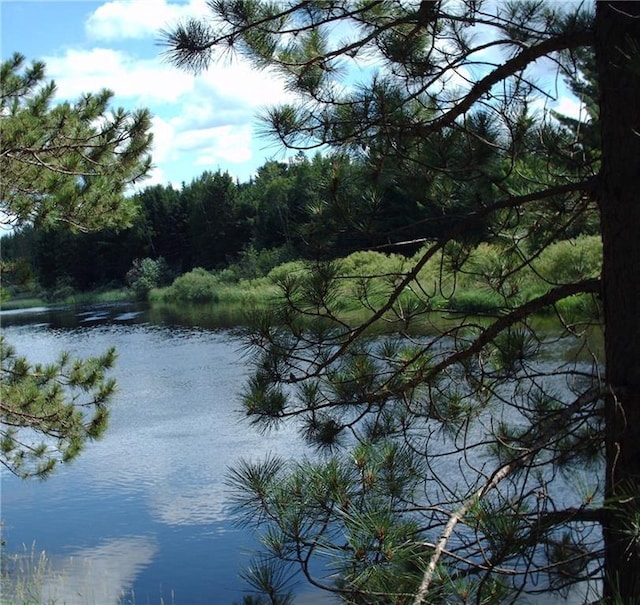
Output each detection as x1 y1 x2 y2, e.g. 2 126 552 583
0 53 153 478
1 53 152 231
164 2 639 603
182 170 251 269
135 183 189 272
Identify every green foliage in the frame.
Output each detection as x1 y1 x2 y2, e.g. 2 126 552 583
159 1 625 603
147 236 602 336
0 337 115 479
218 245 296 283
447 289 503 314
182 170 250 269
133 183 188 270
228 449 426 603
126 257 173 300
0 53 152 480
339 250 408 279
265 260 308 285
159 267 220 304
44 276 77 303
532 235 602 285
0 53 152 232
445 236 602 316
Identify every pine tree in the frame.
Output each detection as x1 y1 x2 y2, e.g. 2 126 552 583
163 2 639 602
0 53 153 478
0 53 152 232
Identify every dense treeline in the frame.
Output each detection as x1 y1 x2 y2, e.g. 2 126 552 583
1 44 599 303
1 149 497 299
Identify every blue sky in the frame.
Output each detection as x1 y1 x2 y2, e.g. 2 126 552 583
1 0 586 190
0 0 297 188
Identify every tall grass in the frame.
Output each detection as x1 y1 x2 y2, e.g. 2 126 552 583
1 544 49 604
150 236 602 323
59 288 133 306
0 297 48 311
150 269 282 307
1 545 175 605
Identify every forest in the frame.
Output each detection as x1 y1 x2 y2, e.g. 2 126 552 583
2 1 640 604
3 151 459 299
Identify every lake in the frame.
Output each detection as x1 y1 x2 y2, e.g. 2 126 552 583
0 303 602 605
0 303 336 604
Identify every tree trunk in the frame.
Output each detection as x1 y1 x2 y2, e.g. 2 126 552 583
595 2 640 602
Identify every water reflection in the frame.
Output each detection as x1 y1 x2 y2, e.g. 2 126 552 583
39 537 158 605
1 304 597 603
1 304 316 603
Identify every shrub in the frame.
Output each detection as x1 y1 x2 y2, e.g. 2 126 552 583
45 276 76 302
533 236 602 284
448 289 503 314
266 260 308 284
126 257 173 300
218 245 297 282
163 268 219 303
554 293 601 319
339 250 407 277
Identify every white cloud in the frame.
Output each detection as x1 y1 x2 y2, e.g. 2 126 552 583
38 0 297 184
41 43 294 184
191 125 254 165
151 114 253 177
200 60 290 109
149 115 177 164
137 165 169 189
42 46 290 111
553 96 587 121
44 48 194 103
85 0 210 41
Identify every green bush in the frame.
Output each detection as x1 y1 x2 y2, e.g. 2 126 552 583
45 277 76 302
532 235 602 284
266 260 308 284
162 268 220 303
339 250 407 277
554 293 601 319
126 257 173 300
218 245 296 282
148 237 603 319
448 289 503 313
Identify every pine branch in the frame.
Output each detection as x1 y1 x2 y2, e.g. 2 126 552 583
299 178 597 380
413 385 603 604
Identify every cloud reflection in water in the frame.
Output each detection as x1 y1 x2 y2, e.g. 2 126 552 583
28 536 158 605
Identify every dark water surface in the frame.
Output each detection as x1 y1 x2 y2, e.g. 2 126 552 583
1 304 334 604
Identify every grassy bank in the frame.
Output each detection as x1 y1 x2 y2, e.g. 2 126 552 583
150 235 602 324
1 288 133 311
3 236 601 327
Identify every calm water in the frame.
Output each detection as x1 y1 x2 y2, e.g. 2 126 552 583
0 304 334 604
0 303 602 605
